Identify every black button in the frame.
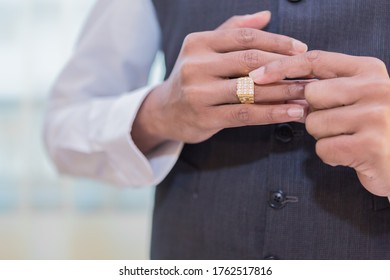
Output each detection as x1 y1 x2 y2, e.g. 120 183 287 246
275 124 293 143
288 0 302 3
268 190 286 209
268 191 299 209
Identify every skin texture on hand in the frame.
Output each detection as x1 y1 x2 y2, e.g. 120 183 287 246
131 11 308 154
250 50 390 197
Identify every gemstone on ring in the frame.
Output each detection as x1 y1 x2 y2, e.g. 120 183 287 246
236 77 254 104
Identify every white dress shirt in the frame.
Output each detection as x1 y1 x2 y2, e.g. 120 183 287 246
44 0 183 187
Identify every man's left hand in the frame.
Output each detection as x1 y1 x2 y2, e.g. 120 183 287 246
250 50 390 197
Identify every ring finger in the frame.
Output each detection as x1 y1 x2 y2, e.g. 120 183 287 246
202 79 307 105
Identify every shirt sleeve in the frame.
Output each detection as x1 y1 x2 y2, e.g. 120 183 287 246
43 0 183 187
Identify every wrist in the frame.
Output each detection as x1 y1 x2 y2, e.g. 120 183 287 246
131 83 170 154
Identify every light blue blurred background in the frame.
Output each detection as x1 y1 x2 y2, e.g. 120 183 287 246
0 0 163 259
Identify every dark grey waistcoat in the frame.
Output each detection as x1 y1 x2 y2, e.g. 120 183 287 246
151 0 390 259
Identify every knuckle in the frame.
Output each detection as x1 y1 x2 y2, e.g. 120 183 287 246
182 85 200 106
179 59 199 81
275 57 287 69
284 85 295 98
239 50 262 70
264 107 276 123
305 50 322 63
317 138 358 168
182 32 202 53
315 140 338 166
231 107 252 125
272 35 286 51
236 28 256 46
182 34 195 50
360 57 387 74
183 33 198 46
285 83 302 99
303 50 323 77
369 57 386 69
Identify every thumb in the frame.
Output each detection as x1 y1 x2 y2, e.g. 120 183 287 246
217 10 271 30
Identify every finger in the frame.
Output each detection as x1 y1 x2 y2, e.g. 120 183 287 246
286 99 309 106
286 99 310 123
305 106 360 140
305 78 390 110
197 28 307 55
304 78 360 110
208 104 305 129
213 50 286 77
249 50 374 84
199 80 306 105
316 134 358 168
211 79 306 105
217 11 271 30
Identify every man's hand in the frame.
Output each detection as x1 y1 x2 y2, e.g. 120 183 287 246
250 50 390 197
132 11 308 153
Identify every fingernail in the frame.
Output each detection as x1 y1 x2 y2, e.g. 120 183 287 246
246 10 270 20
292 40 308 54
249 67 265 82
258 10 271 17
287 107 304 118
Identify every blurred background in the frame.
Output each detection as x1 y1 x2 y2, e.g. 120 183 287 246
0 0 163 259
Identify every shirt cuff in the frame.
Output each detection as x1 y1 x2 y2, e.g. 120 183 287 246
101 85 183 187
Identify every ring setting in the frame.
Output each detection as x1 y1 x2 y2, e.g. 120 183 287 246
236 77 254 104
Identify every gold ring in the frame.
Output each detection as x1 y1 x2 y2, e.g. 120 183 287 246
236 77 254 104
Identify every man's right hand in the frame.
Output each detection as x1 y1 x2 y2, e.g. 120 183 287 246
132 11 308 153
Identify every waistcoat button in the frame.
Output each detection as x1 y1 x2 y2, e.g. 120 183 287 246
275 123 293 143
269 191 299 209
269 190 287 209
288 0 302 3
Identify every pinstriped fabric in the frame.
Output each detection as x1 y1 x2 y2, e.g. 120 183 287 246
151 0 390 259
